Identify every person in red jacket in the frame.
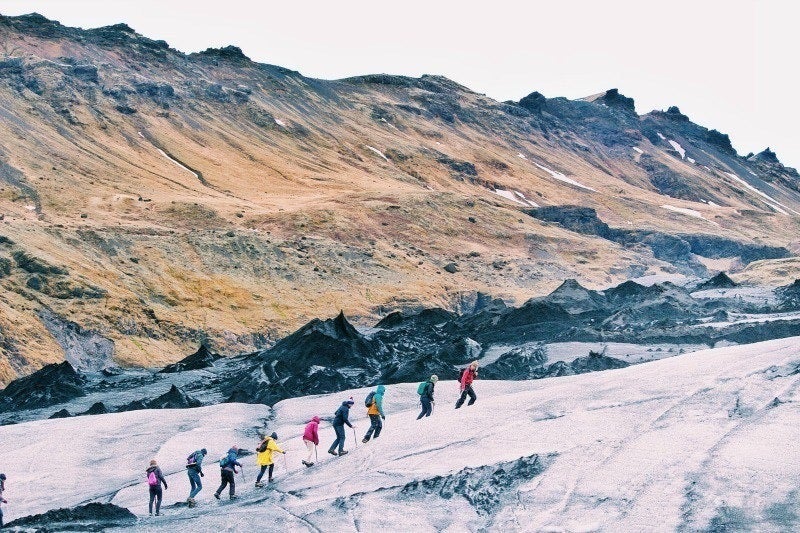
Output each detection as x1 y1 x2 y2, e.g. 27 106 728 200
455 361 479 409
302 416 321 467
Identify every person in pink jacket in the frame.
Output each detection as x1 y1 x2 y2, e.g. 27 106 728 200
302 416 321 467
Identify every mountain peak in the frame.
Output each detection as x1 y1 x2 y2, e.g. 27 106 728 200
749 147 780 165
580 88 636 114
193 45 250 63
518 91 547 113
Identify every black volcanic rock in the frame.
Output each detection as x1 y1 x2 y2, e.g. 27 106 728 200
49 408 72 419
194 45 251 63
5 502 136 530
543 279 606 314
0 361 85 412
705 129 735 153
570 350 629 373
750 147 780 165
525 206 614 239
223 312 384 405
160 344 221 373
482 345 548 380
82 401 109 415
663 106 690 121
119 385 202 412
695 272 737 291
518 91 547 113
584 89 636 114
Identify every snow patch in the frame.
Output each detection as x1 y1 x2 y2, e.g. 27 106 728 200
494 189 537 207
632 147 644 154
24 205 36 211
534 163 596 192
517 152 527 159
668 140 686 159
661 204 706 220
274 118 286 127
365 145 389 162
725 172 795 215
156 148 199 180
657 132 667 140
687 157 696 164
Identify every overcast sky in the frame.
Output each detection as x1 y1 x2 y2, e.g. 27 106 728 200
3 0 799 167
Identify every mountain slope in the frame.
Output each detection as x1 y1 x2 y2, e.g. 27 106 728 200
0 13 799 381
0 336 797 531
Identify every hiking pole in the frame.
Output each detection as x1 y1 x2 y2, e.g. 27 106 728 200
283 452 288 470
315 445 318 463
240 466 246 482
352 426 358 448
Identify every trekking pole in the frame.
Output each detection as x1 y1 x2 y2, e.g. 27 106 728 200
315 445 318 463
283 452 288 470
240 466 246 482
352 426 358 448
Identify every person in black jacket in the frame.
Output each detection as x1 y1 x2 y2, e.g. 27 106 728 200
146 460 168 516
417 375 438 420
328 398 355 456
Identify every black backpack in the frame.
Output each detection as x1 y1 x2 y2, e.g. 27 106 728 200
364 391 376 407
458 367 468 381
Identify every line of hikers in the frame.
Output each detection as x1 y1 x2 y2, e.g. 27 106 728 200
141 361 479 512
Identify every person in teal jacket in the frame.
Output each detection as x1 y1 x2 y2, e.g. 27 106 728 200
362 385 386 443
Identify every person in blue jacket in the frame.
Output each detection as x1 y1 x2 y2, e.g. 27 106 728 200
328 397 355 456
363 385 386 443
214 447 243 500
185 448 207 507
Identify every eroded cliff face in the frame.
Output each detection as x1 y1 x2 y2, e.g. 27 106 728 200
1 13 799 381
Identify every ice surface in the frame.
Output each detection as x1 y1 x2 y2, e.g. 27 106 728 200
1 338 799 531
534 163 596 192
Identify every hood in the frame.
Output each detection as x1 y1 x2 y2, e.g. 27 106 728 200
146 466 158 473
228 447 238 455
341 401 353 408
376 385 386 394
311 416 320 423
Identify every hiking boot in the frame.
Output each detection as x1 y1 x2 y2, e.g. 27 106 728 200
229 494 239 500
328 450 338 456
155 512 161 516
255 481 265 488
362 438 369 444
302 460 313 467
338 450 349 456
268 477 274 483
214 493 221 500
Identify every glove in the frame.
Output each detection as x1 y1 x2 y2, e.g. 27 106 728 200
200 473 204 477
381 415 385 420
164 484 168 490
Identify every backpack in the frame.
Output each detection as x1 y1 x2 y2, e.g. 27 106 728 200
257 440 269 453
220 454 229 468
417 381 427 395
365 391 376 407
459 368 468 381
186 452 198 466
147 470 158 486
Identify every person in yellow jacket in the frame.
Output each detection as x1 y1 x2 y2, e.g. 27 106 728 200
255 432 285 487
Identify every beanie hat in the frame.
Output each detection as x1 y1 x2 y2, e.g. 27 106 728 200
430 374 439 382
270 431 278 440
0 473 6 480
200 448 207 455
345 397 354 405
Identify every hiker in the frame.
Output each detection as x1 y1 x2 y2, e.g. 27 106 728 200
186 448 207 507
417 375 438 419
328 397 355 456
214 447 242 500
0 473 6 527
362 385 386 443
255 432 285 487
146 460 168 516
455 361 479 409
302 416 321 467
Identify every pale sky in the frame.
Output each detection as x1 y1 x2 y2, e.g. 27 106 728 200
3 0 799 168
